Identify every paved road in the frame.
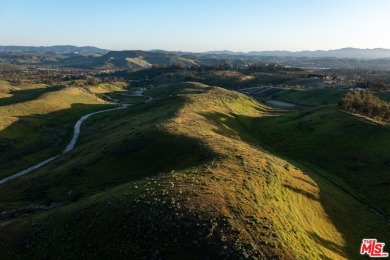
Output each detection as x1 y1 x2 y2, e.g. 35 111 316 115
0 106 126 185
62 105 128 153
0 91 153 185
0 155 61 185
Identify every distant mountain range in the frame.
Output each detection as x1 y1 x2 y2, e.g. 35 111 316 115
157 48 390 59
1 46 390 70
1 45 390 59
246 48 390 59
0 45 109 54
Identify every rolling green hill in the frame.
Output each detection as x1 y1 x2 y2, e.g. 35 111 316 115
0 50 198 69
0 82 388 259
90 50 198 69
251 105 390 215
0 80 112 179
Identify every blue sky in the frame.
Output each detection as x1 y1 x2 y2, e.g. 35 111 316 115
1 0 389 51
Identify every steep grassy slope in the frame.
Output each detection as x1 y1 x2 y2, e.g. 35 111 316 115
252 105 390 216
86 82 128 94
85 82 150 104
0 80 48 100
0 83 388 259
0 81 110 179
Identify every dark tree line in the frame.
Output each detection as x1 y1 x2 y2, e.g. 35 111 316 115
0 66 103 85
104 63 305 81
339 91 390 123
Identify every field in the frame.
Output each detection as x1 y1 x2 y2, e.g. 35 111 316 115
271 89 346 106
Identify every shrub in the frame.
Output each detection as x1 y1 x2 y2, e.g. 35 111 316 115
339 91 390 123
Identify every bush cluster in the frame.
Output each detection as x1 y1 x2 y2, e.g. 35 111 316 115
339 91 390 123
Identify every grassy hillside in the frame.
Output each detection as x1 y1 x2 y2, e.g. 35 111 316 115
197 70 310 90
0 82 388 259
271 88 390 107
252 105 390 215
91 50 197 69
0 80 111 179
272 89 346 106
0 80 48 99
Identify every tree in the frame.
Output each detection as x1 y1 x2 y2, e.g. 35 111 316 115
339 91 390 123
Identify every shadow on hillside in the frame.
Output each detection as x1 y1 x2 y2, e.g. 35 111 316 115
0 85 65 106
293 176 317 188
282 184 320 201
0 102 112 180
101 91 150 104
307 231 345 257
0 97 215 214
199 110 389 259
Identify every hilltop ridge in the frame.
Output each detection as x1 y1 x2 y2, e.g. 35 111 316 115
3 45 390 59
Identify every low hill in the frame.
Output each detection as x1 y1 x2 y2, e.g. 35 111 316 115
0 51 102 66
91 50 198 69
0 82 388 258
0 50 199 69
0 80 110 180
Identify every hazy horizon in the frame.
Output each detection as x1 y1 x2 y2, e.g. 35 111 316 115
2 44 390 53
1 0 389 52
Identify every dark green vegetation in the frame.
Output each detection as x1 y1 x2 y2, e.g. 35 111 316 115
272 89 347 106
268 88 390 107
109 64 329 91
339 91 390 123
0 64 389 259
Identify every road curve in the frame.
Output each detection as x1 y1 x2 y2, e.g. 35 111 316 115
0 88 154 185
0 105 128 185
62 105 129 153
